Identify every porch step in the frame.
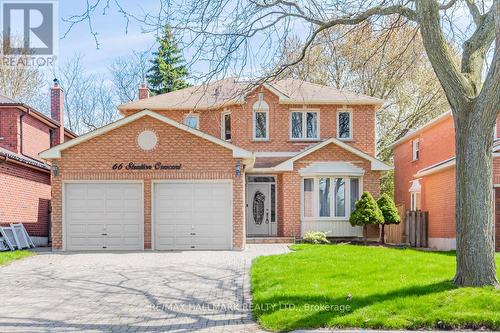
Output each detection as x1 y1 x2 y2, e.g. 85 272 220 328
246 237 296 244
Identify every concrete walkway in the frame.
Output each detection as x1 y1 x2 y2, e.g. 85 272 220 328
0 244 289 333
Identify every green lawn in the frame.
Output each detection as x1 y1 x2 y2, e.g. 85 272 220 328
0 250 33 266
251 244 500 332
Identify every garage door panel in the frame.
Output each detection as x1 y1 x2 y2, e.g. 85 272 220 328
65 183 143 251
70 237 103 249
157 211 192 222
154 182 231 250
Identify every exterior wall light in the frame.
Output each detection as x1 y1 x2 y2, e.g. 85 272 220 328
235 161 241 177
52 163 59 176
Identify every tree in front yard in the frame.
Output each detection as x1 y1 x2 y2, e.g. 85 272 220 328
349 191 384 243
377 193 401 244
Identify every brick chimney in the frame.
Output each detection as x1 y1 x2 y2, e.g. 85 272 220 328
51 78 64 145
139 83 150 100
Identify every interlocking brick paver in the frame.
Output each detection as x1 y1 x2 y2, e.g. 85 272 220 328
0 244 289 333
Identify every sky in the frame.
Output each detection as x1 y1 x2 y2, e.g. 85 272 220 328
58 0 160 75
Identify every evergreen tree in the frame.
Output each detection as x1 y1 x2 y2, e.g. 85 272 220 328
147 25 190 95
377 193 401 244
349 191 384 243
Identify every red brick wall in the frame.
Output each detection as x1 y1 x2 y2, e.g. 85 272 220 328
279 142 382 238
422 167 456 238
0 108 21 153
123 88 377 156
49 115 245 250
0 161 51 237
394 114 455 208
21 113 51 159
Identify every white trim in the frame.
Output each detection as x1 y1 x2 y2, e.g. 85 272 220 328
274 137 392 171
254 151 298 157
62 180 145 252
40 110 254 161
412 139 420 161
183 113 200 129
415 158 456 177
289 109 320 141
253 108 269 141
299 161 365 177
301 176 362 221
221 110 231 141
245 174 278 236
390 111 452 148
336 108 353 140
151 179 233 250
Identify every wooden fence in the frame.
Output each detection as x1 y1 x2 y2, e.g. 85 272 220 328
406 210 429 248
384 206 428 247
384 204 406 244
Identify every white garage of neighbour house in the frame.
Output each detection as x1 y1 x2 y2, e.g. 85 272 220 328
40 110 253 251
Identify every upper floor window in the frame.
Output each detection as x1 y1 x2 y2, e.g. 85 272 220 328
221 111 231 141
290 111 318 140
184 114 199 129
253 99 269 140
337 110 352 140
412 139 420 161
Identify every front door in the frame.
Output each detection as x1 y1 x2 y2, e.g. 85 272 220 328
247 183 271 236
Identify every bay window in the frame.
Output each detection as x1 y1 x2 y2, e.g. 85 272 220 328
290 111 318 140
302 176 361 219
319 178 331 217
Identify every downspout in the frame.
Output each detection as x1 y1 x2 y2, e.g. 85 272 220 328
20 112 25 156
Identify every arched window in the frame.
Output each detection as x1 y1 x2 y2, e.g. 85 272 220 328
253 98 269 140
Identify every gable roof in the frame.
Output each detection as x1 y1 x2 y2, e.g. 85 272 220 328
272 138 392 171
39 110 254 161
118 78 384 113
0 94 77 139
390 111 452 148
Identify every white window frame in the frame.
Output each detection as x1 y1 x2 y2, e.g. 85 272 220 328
336 108 353 140
412 139 420 161
289 109 320 140
221 110 231 141
494 123 498 140
184 114 200 129
301 176 362 221
253 109 269 141
410 191 421 210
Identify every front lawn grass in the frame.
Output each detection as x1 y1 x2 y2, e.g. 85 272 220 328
0 250 33 266
251 244 500 332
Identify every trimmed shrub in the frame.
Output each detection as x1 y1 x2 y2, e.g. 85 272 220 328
303 231 330 244
350 191 384 242
377 193 401 244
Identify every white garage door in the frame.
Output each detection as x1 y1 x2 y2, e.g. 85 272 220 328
154 182 232 250
65 183 143 251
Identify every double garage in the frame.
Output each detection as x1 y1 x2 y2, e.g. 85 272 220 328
65 181 232 251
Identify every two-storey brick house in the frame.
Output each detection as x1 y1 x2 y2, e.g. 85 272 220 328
393 111 500 251
1 80 76 245
40 78 391 251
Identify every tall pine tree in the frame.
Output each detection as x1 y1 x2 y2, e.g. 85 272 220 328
147 25 189 95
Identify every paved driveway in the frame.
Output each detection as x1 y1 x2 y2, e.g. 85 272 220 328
0 244 289 333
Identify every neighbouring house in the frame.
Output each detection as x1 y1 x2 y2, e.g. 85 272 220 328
393 111 500 251
40 78 391 251
0 80 77 245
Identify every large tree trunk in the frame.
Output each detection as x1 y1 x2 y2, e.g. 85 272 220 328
453 104 499 287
